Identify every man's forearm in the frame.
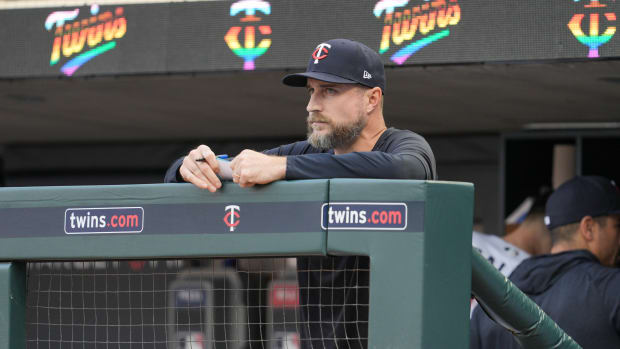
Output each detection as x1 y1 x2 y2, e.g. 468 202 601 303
285 152 432 180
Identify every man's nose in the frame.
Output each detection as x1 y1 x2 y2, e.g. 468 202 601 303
306 93 321 113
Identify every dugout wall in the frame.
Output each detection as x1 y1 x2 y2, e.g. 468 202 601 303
0 179 473 349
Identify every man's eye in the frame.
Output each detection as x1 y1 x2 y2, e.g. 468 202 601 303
326 88 337 94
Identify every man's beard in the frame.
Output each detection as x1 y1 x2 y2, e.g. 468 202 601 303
306 113 367 150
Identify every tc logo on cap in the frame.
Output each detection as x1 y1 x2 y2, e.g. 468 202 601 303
312 43 331 64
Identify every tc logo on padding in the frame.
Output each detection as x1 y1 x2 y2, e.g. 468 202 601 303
224 205 241 231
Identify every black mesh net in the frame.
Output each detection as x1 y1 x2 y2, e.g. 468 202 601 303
25 257 369 349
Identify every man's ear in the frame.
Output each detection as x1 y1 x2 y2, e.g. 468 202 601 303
579 216 595 241
365 87 382 113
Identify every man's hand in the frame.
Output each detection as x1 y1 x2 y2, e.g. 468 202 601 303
178 145 222 192
230 150 286 188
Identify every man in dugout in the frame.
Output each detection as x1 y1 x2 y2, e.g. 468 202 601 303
470 175 620 349
165 38 436 348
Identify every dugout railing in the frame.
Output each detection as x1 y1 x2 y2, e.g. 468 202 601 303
471 247 582 349
0 179 586 349
0 179 473 349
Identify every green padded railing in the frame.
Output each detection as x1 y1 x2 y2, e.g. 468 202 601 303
0 179 474 349
471 247 582 349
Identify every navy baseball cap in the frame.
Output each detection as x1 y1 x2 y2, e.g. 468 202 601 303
544 176 620 230
282 39 386 93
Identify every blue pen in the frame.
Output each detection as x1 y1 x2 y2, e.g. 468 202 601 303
196 154 228 162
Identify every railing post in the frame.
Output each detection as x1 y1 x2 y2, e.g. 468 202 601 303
327 179 474 348
0 262 26 349
471 247 582 349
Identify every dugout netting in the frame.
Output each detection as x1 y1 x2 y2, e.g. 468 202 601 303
24 256 369 349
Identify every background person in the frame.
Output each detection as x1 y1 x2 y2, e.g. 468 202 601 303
470 175 620 349
165 38 437 349
473 191 551 275
470 189 551 316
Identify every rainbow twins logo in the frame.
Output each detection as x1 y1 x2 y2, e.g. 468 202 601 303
45 4 127 76
373 0 461 65
225 0 272 70
374 0 410 17
567 0 616 58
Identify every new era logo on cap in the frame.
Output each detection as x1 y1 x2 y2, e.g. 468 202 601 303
282 38 386 93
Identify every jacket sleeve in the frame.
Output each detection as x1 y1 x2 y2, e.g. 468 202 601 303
285 152 431 180
470 308 483 349
600 271 620 332
164 157 184 183
285 134 436 180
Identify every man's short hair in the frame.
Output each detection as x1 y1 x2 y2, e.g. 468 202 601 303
550 221 579 244
550 215 609 244
356 84 384 111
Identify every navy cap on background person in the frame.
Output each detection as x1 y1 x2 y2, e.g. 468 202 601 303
544 175 620 230
282 38 386 93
